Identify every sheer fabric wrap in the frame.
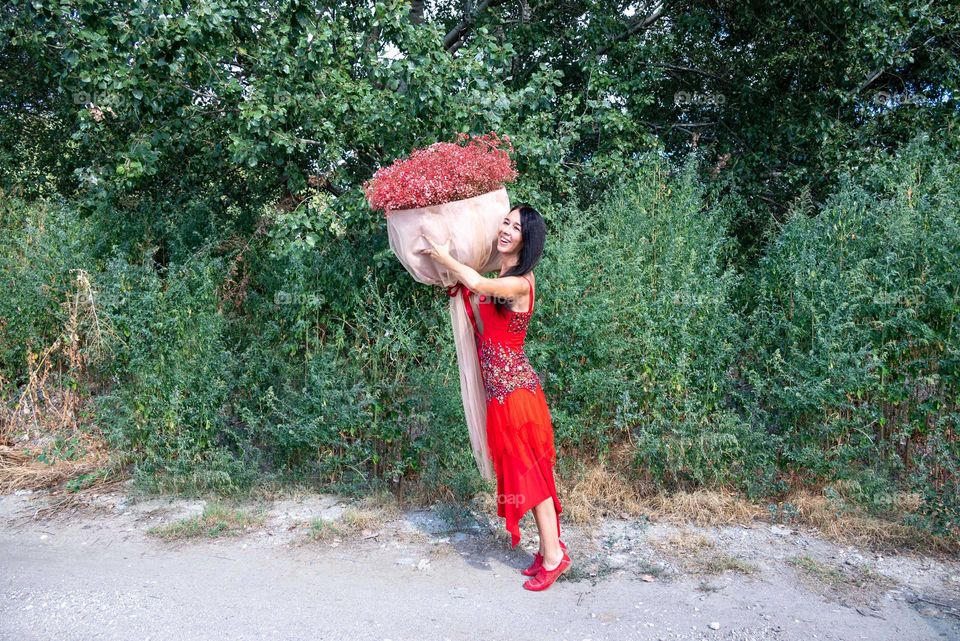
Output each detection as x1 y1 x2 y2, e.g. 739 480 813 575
385 188 510 481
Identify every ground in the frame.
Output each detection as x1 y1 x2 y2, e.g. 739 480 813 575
1 484 958 641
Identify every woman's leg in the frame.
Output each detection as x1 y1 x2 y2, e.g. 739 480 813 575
531 503 545 556
532 496 562 569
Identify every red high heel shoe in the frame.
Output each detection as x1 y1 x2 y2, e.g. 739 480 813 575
521 539 568 576
522 550 571 591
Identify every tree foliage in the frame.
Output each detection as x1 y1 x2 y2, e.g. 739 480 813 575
4 0 956 259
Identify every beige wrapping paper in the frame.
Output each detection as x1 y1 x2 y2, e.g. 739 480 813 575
386 188 510 481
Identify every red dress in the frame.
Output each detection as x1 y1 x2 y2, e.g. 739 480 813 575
460 275 562 549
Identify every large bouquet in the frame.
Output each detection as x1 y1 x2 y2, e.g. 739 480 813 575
366 132 517 288
365 132 517 481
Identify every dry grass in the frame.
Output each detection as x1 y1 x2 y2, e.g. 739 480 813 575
641 488 767 526
0 269 123 512
0 439 114 493
305 493 402 543
244 480 318 502
647 528 758 576
788 555 847 586
555 451 646 526
355 489 403 520
337 491 404 533
0 443 127 522
340 506 380 531
779 486 956 554
555 445 764 528
695 553 759 575
305 510 379 542
552 451 958 556
307 517 347 541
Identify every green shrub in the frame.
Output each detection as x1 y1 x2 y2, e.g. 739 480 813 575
533 152 777 493
0 197 96 381
93 252 253 495
741 134 960 535
4 136 954 539
227 204 476 497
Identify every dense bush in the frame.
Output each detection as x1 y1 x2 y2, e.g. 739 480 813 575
740 134 960 535
92 252 255 494
0 189 494 498
0 197 96 381
223 198 485 497
532 153 778 494
3 1 958 542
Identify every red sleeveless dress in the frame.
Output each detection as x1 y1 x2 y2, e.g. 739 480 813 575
460 275 562 549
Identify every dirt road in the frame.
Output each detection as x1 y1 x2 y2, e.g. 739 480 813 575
1 487 957 641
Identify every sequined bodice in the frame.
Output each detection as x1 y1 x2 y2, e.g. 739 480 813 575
468 276 544 404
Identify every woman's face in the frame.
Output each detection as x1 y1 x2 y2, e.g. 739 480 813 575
497 208 523 255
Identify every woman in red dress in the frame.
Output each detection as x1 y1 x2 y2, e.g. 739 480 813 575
418 203 571 591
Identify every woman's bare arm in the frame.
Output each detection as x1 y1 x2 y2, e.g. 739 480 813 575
417 235 528 300
434 253 527 299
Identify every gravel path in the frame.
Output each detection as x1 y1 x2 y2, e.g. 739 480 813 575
1 488 958 641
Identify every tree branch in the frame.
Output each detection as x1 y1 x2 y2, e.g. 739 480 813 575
852 23 936 96
595 2 665 58
409 0 425 25
855 67 886 95
443 0 507 52
643 62 718 79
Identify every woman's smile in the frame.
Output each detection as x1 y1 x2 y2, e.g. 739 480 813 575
498 231 518 253
498 208 523 254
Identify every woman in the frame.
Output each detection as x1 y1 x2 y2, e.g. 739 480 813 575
417 203 571 591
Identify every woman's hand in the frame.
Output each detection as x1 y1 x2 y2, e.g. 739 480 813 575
416 233 483 290
417 234 452 263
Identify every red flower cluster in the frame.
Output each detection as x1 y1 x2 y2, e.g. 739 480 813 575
364 132 518 213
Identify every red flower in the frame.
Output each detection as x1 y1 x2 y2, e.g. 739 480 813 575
364 131 518 214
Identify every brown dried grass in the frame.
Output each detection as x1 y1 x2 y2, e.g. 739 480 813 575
641 488 767 526
557 463 646 525
0 269 123 514
782 486 957 554
553 444 958 555
555 441 764 527
0 443 105 494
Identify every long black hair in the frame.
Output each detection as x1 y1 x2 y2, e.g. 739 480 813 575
493 203 546 315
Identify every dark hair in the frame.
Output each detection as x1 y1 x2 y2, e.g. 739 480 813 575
493 202 546 316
